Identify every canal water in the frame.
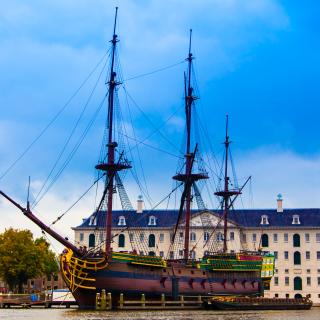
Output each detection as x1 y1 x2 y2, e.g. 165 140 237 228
0 309 319 320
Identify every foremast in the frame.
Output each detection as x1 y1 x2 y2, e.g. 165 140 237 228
173 30 208 260
214 116 241 253
95 7 131 254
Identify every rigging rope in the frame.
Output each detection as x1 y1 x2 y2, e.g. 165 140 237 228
0 51 109 181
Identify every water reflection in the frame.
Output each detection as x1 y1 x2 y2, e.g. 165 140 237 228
1 309 319 320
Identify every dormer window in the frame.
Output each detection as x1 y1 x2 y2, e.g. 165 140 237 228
292 215 300 225
260 215 269 225
148 215 156 226
118 216 126 226
89 215 97 226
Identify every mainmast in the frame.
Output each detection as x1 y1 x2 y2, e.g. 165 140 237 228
95 7 131 254
215 116 241 253
173 30 208 261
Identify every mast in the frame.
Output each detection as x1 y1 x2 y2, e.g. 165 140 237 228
215 116 241 253
95 7 131 254
173 30 208 261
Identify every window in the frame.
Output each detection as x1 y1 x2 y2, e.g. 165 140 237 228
261 234 269 247
159 233 164 243
242 233 247 242
230 232 234 241
284 233 288 242
286 294 290 298
294 251 301 265
118 216 126 226
159 251 164 257
88 234 95 247
252 233 257 242
190 232 196 241
47 275 51 281
317 233 320 243
293 234 300 247
274 277 279 285
179 232 184 241
318 269 320 273
190 250 196 259
307 277 311 286
292 215 300 225
285 277 289 286
318 277 320 286
148 215 156 226
129 233 134 242
179 250 184 257
89 215 97 226
317 252 320 260
170 251 174 259
305 233 310 242
306 251 310 260
275 294 279 298
274 251 278 260
307 269 311 274
148 251 155 256
140 233 144 242
260 215 269 225
285 269 289 274
139 251 144 255
273 234 278 242
79 233 84 242
294 277 302 290
148 234 155 247
118 234 125 247
284 251 289 260
54 275 58 281
217 232 223 242
204 232 210 241
275 269 278 274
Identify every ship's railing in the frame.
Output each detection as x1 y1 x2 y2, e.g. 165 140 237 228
112 251 167 267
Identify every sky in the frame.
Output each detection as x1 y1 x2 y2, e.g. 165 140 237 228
0 0 320 248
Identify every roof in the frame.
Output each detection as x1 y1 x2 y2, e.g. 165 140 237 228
73 208 320 229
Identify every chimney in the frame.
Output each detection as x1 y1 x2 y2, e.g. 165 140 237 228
137 195 144 213
277 194 283 213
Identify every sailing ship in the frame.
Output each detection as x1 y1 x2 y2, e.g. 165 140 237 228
0 8 274 309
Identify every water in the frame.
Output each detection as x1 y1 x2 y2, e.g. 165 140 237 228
0 309 319 320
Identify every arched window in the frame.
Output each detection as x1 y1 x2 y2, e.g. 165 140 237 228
261 234 269 247
148 234 155 247
204 232 209 241
294 277 302 290
190 232 196 241
292 215 300 225
148 251 155 256
293 234 300 247
118 216 126 226
294 251 301 265
89 234 95 247
260 215 269 225
216 232 223 242
148 216 156 226
190 250 196 259
89 216 97 226
118 234 125 247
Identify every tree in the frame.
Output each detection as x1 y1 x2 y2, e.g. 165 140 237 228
0 228 58 292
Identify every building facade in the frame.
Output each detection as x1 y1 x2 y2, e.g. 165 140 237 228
73 198 320 305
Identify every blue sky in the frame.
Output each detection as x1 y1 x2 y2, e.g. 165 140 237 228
0 1 320 243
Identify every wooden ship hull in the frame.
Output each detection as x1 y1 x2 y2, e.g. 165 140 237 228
60 249 267 309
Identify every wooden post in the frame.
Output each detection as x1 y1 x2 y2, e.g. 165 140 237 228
198 295 202 306
161 294 165 307
101 289 106 310
95 293 101 310
180 295 184 307
107 292 112 310
141 294 146 308
119 293 124 309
